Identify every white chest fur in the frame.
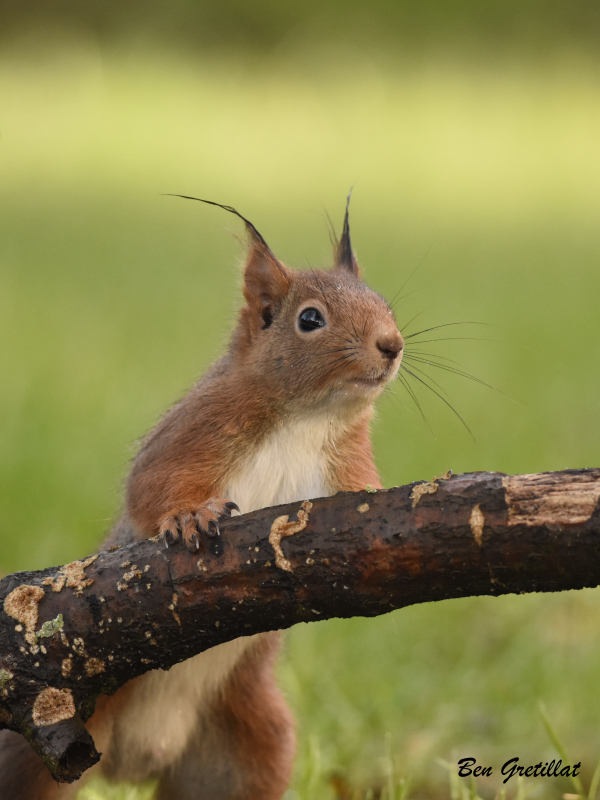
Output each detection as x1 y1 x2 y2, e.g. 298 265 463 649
226 413 338 514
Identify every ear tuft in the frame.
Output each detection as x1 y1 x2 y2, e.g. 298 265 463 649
164 194 273 251
334 190 360 277
165 193 291 333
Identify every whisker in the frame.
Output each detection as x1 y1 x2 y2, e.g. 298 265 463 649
401 360 452 399
401 364 474 440
400 308 432 335
325 354 357 369
324 329 356 346
402 355 497 391
403 336 500 345
396 373 433 434
403 348 464 365
335 319 360 343
320 347 359 356
384 384 428 425
387 242 434 309
390 285 430 311
405 321 490 340
382 385 407 415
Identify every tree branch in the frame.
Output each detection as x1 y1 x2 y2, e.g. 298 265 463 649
1 468 600 781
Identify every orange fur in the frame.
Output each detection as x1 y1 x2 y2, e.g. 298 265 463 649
328 410 383 492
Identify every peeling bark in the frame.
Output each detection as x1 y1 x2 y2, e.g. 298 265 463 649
1 468 600 781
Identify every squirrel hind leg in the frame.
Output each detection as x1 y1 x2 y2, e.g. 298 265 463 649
156 631 295 800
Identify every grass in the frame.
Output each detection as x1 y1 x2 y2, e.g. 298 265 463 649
1 36 600 799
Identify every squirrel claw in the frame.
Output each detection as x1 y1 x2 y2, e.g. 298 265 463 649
187 532 200 552
160 517 180 547
207 519 220 538
223 501 240 516
164 530 177 546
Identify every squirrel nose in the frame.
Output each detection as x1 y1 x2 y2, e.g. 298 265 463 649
376 330 404 361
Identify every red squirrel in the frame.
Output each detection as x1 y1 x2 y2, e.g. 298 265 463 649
0 196 404 800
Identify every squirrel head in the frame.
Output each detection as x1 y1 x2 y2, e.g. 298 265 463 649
167 193 403 415
234 199 404 415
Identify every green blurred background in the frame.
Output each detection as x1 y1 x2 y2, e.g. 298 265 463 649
1 2 600 798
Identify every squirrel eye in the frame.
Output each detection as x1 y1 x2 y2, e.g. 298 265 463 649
298 307 326 332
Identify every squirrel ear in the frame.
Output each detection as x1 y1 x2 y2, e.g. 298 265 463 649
242 237 291 329
334 192 360 277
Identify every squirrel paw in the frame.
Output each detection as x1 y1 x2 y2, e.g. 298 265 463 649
159 499 240 552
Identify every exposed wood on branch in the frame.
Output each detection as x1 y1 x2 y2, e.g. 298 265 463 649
1 468 600 781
